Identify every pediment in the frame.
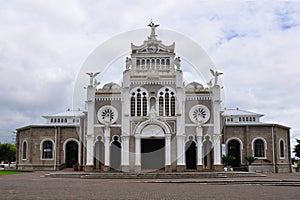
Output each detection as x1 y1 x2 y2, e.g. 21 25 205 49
131 40 175 54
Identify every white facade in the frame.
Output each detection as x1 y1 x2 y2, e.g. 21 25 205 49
84 22 223 172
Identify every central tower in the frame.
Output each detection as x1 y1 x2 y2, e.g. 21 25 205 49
121 22 185 172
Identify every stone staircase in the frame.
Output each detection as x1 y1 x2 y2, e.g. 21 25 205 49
45 171 266 179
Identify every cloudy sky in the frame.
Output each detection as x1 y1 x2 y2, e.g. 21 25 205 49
0 1 300 152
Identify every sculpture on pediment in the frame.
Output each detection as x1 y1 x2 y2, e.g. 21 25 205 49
210 69 223 86
86 72 100 86
148 20 159 40
125 57 132 70
174 57 181 69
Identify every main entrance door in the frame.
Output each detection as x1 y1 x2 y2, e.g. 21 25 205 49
65 141 78 168
227 139 241 167
141 139 165 170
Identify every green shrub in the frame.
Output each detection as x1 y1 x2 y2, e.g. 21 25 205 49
245 155 257 165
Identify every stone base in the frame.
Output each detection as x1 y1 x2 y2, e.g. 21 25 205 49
165 165 172 172
213 164 223 171
134 165 141 173
121 165 130 173
103 165 110 172
197 165 203 171
84 165 94 172
176 165 186 172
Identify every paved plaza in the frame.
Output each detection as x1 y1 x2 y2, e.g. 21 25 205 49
0 172 300 200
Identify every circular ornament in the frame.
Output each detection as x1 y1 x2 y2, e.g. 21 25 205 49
189 105 210 124
97 105 118 124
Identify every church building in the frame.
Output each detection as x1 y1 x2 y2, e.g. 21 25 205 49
16 22 291 173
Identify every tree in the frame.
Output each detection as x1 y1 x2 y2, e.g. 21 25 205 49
0 143 16 163
245 155 257 165
222 155 235 166
293 139 300 158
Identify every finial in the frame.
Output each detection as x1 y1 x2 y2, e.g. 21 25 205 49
148 20 159 40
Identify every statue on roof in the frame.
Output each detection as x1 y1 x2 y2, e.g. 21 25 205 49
209 69 223 86
148 20 159 40
174 57 181 69
86 72 100 86
125 57 132 70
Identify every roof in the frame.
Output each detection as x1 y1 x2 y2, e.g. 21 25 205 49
223 108 264 117
42 109 85 118
16 124 79 131
225 122 290 130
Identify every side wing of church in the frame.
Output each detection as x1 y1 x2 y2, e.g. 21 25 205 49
16 23 291 173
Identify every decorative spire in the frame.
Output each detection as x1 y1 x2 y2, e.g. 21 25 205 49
148 20 159 40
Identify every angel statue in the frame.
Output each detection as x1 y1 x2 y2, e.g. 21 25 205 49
86 72 100 86
209 69 223 86
174 57 181 69
125 57 132 70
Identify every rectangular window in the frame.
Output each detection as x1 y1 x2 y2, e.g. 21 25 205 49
22 142 27 160
42 141 53 159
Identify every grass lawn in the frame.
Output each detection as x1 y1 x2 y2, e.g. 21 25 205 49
0 170 25 176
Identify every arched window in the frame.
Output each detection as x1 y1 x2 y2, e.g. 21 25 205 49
22 141 27 160
137 92 141 116
131 96 135 116
166 59 170 66
42 140 54 159
254 139 265 157
130 87 148 117
171 95 175 116
159 96 164 116
157 87 176 116
50 118 53 123
143 95 147 116
280 139 285 158
165 92 169 116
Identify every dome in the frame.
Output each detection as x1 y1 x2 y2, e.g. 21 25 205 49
102 82 121 91
185 81 204 92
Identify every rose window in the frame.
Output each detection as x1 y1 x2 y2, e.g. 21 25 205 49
97 105 118 124
189 105 210 124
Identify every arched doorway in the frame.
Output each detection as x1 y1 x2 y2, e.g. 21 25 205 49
185 137 197 170
203 136 213 170
227 139 241 167
94 136 104 170
65 141 78 168
110 136 121 171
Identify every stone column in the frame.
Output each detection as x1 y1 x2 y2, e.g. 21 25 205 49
213 134 221 165
134 135 141 172
103 127 110 172
176 135 185 172
121 135 130 172
165 134 172 172
86 135 94 165
121 73 130 171
212 85 222 170
196 126 203 170
85 84 96 172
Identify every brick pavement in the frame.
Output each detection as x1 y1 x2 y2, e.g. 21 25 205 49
0 172 299 200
